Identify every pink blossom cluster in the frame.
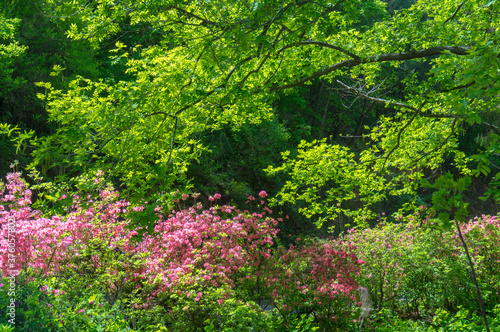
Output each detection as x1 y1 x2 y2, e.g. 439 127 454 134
0 172 362 314
263 239 362 313
139 203 279 293
0 172 137 276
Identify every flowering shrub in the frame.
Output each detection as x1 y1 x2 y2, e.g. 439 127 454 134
459 215 500 310
347 213 500 321
0 172 363 330
261 238 362 329
140 202 278 293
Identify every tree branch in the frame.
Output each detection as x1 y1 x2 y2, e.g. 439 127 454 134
336 80 419 111
336 80 500 133
380 106 421 174
411 119 457 166
160 5 217 26
167 116 178 165
277 40 360 59
440 81 475 93
239 53 272 85
443 0 468 25
273 46 470 91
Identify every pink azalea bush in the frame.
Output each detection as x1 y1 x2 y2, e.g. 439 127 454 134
261 237 363 328
139 202 278 293
0 172 363 330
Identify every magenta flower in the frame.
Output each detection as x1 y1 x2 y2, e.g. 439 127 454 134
258 191 267 198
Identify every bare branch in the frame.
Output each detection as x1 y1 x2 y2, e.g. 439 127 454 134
336 80 419 111
337 80 500 133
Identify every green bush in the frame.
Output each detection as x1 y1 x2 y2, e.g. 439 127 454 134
0 272 132 331
346 213 500 328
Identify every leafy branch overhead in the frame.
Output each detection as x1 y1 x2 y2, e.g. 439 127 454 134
2 0 499 224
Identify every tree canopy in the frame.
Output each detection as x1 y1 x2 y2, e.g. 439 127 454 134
1 0 499 229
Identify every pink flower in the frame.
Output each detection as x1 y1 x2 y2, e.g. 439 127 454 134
214 193 221 199
194 297 200 302
209 196 214 201
218 299 224 305
258 191 267 198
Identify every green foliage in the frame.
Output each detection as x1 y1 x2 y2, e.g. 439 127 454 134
0 272 133 331
0 14 26 96
421 172 472 226
0 8 499 332
372 305 500 331
0 0 497 225
0 272 53 331
188 120 290 204
348 213 500 322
